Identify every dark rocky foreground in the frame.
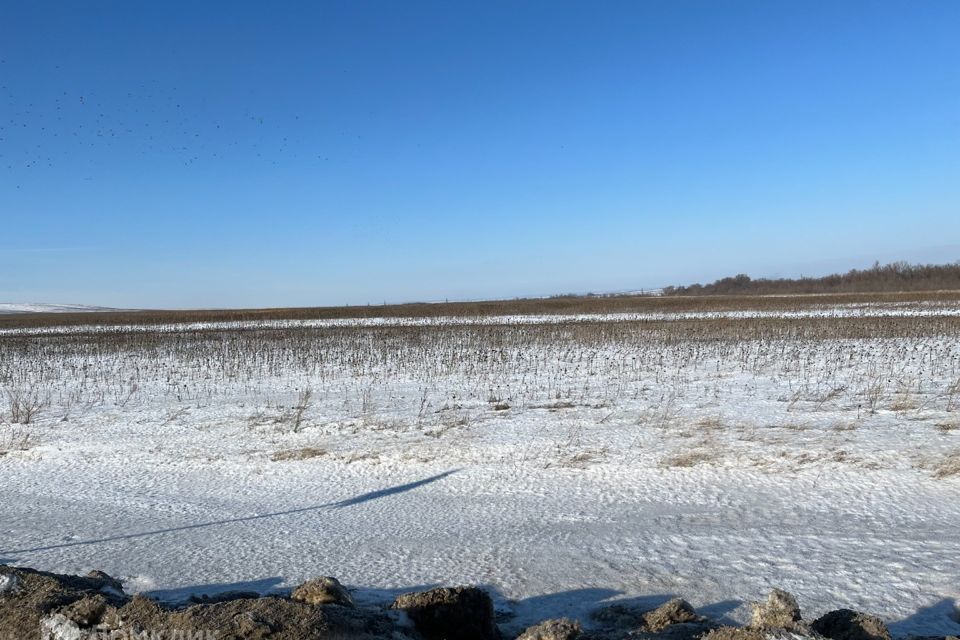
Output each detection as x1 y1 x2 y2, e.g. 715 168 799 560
1 564 957 640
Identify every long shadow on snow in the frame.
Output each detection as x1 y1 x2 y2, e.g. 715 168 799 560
132 578 744 636
492 586 743 633
0 470 458 555
887 597 960 639
503 591 958 638
147 580 443 608
146 576 288 603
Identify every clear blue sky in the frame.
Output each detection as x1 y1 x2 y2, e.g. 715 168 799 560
2 1 959 308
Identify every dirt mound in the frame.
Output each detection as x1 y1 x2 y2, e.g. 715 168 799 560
591 597 711 637
0 565 919 640
750 588 803 629
291 576 355 608
0 565 413 640
812 609 892 640
0 565 127 638
516 617 582 639
391 586 500 640
40 594 414 639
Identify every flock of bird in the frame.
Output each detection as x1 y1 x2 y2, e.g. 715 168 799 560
1 66 338 188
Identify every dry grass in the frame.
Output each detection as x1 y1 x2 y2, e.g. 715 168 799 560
270 447 327 462
289 388 313 433
3 295 959 481
890 391 919 414
0 426 35 455
935 421 960 433
4 290 960 331
932 451 960 479
694 416 723 430
336 451 380 464
423 417 470 438
661 449 718 468
946 378 960 412
831 421 859 432
555 447 608 469
3 385 48 425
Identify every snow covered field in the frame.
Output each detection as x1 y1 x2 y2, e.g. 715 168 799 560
2 303 960 636
3 300 960 337
0 303 117 314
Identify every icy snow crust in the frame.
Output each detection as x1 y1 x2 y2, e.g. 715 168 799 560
2 302 960 637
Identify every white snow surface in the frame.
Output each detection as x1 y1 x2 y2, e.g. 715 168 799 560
0 303 114 314
0 573 20 594
2 303 960 636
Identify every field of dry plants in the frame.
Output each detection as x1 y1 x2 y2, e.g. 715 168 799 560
2 297 960 636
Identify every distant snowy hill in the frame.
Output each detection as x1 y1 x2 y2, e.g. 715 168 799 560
0 303 116 314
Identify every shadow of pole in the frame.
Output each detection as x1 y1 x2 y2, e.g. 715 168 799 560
1 469 458 556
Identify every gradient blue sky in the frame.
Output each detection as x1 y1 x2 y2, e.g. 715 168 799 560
2 1 959 308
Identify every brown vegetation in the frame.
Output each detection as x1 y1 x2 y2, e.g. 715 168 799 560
664 261 960 296
3 289 960 332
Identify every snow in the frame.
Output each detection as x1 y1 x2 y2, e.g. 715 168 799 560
39 613 82 640
0 303 115 314
2 302 960 637
0 573 19 594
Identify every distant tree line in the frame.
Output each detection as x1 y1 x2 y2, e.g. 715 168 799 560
662 260 960 296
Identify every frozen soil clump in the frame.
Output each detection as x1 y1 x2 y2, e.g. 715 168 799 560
0 565 921 640
1 564 412 640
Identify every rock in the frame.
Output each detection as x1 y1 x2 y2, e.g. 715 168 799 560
592 598 705 634
516 617 582 640
751 589 803 628
291 576 355 607
701 627 767 640
643 597 704 632
811 609 891 640
392 586 500 640
85 570 124 595
703 627 824 640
